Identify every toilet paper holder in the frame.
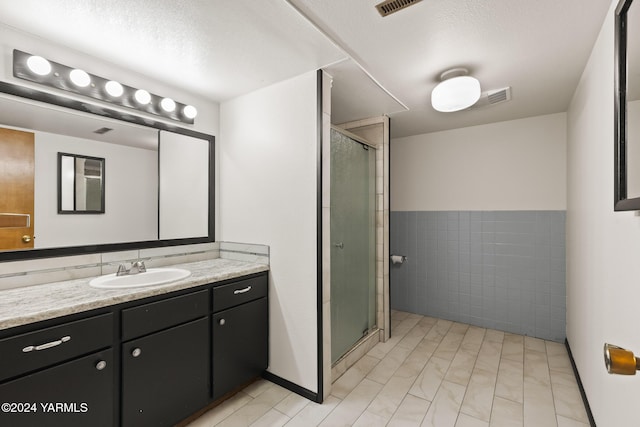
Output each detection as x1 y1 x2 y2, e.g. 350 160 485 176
390 254 407 264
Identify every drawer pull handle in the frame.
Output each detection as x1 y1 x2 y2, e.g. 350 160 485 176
96 360 107 371
132 348 142 358
219 318 226 326
22 336 71 353
233 286 252 295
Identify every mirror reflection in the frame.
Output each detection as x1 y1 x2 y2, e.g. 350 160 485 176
0 93 211 252
58 153 105 214
627 0 640 198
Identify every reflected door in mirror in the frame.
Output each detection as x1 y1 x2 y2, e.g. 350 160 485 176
0 127 34 250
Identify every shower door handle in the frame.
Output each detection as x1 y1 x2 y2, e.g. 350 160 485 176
334 242 344 249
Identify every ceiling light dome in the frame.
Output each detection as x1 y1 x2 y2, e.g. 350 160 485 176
431 68 481 112
26 55 51 76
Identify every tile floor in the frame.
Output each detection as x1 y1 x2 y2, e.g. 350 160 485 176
186 310 590 427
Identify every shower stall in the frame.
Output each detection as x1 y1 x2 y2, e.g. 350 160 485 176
330 127 377 364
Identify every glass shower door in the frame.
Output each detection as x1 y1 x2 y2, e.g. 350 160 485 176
330 128 376 364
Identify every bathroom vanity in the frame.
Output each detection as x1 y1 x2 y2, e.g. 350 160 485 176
0 259 269 427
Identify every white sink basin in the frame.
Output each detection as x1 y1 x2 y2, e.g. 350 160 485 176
89 268 191 289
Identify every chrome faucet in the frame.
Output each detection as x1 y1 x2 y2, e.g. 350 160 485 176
116 261 147 276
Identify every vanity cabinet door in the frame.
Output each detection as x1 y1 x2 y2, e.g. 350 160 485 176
212 297 268 400
0 348 114 427
121 317 209 427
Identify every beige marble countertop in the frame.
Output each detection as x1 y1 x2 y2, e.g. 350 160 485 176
0 258 269 331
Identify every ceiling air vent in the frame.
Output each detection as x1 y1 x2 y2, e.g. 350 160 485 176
376 0 423 17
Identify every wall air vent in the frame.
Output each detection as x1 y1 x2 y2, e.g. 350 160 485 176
469 87 512 110
375 0 423 17
487 87 511 104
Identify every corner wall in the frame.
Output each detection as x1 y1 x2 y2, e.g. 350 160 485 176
391 113 567 341
566 0 640 424
219 71 320 394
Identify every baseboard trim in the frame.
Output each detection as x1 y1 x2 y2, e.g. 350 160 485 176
262 371 320 403
565 338 597 427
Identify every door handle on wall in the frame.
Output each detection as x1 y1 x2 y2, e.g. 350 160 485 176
604 343 640 375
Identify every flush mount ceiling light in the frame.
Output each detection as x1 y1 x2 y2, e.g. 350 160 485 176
431 68 481 112
12 49 197 125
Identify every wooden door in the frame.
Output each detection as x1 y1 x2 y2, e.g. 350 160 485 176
0 127 34 250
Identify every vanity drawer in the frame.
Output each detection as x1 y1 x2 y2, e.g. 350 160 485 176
213 274 268 312
122 289 208 341
0 313 113 383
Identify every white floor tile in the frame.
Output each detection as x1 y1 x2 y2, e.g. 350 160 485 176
187 312 590 427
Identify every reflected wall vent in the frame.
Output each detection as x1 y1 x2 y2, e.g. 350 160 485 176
375 0 423 17
93 127 113 134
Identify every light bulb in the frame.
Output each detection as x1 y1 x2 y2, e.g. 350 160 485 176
105 80 124 97
26 55 51 76
183 105 198 119
134 89 151 105
161 97 176 112
69 69 91 87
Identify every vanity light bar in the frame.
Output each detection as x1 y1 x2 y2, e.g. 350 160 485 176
12 49 197 125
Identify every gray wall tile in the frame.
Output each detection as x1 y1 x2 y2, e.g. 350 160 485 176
390 210 566 342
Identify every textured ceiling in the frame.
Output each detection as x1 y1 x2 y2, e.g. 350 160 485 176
0 0 613 138
290 0 613 137
0 0 346 101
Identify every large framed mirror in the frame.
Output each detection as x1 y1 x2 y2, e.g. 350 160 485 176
615 0 640 210
0 81 214 260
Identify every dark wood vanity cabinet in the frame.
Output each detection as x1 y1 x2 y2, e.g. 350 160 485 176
213 298 268 399
212 274 269 399
120 290 210 427
0 271 269 427
0 314 114 427
122 318 209 427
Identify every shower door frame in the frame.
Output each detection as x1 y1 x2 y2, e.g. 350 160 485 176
329 126 378 365
320 116 390 399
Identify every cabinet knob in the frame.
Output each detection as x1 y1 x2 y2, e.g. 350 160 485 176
95 360 107 371
132 348 142 358
218 318 226 326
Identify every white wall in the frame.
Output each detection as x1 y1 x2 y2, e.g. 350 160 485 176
35 130 157 248
566 1 640 425
391 113 567 211
220 71 320 393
